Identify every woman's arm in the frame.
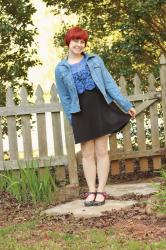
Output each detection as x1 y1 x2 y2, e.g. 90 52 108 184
55 67 72 124
96 55 133 113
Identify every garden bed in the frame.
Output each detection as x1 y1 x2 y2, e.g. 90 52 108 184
0 189 166 244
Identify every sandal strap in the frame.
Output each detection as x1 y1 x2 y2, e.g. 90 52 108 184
84 191 96 198
96 192 107 198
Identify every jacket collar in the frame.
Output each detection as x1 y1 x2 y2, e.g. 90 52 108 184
58 52 95 67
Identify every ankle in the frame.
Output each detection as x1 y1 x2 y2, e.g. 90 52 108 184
97 189 105 193
88 188 96 193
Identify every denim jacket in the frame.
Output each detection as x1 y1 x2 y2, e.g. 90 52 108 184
55 52 133 124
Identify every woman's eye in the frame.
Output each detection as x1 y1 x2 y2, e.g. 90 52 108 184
73 39 85 44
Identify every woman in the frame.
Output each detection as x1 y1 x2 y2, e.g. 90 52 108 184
55 27 136 207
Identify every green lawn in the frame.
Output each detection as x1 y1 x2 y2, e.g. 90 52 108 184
0 220 166 250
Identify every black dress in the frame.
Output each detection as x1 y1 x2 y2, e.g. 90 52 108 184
71 87 131 144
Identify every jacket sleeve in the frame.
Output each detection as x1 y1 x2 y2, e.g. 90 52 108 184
96 55 133 112
55 67 72 124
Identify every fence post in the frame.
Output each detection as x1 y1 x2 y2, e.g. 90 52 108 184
160 54 166 147
64 116 78 185
50 84 65 181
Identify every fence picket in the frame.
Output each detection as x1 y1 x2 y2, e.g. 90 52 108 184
35 85 48 157
0 118 4 160
64 116 78 184
109 134 120 175
6 88 18 160
120 76 134 173
20 86 33 159
134 74 149 171
50 84 65 181
148 74 161 169
160 54 166 147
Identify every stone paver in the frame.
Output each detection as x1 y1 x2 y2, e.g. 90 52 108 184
43 182 160 218
105 182 159 196
44 199 137 218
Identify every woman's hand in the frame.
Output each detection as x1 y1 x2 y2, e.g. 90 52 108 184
128 107 136 118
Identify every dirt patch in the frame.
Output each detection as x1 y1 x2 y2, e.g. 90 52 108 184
0 190 166 242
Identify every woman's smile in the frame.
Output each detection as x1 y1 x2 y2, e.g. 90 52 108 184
69 39 85 55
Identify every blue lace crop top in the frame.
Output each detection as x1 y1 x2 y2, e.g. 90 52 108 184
70 57 97 94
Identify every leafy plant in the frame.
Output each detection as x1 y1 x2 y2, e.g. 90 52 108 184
0 161 57 205
152 168 166 214
0 0 38 135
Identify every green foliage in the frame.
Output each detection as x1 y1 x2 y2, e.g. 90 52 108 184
44 0 165 84
153 168 166 214
0 161 57 205
0 0 38 106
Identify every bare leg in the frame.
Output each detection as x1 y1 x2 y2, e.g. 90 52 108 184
95 135 110 202
81 139 96 201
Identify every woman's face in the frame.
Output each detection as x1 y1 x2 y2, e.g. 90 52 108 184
68 39 86 55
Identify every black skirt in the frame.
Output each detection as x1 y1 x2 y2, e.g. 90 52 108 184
71 87 131 144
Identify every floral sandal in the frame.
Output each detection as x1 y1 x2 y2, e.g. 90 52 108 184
94 192 107 206
84 192 96 207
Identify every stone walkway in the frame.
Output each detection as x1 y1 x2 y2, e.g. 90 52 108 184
44 182 159 218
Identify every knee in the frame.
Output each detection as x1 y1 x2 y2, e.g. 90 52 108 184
94 135 109 159
81 140 95 160
82 150 95 160
95 147 108 158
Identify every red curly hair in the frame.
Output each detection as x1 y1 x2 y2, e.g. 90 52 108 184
64 27 89 46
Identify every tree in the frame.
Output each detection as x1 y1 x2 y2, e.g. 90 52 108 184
0 0 38 107
44 0 166 90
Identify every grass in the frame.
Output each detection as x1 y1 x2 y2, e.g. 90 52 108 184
0 220 166 250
